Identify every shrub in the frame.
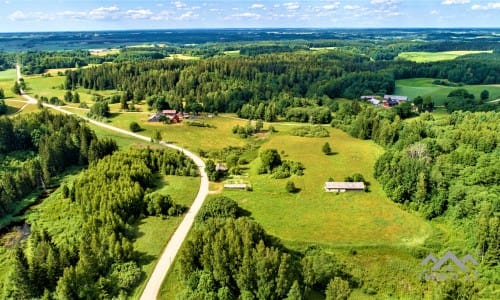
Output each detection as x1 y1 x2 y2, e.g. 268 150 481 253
286 181 298 193
129 121 142 132
196 196 240 222
290 126 329 138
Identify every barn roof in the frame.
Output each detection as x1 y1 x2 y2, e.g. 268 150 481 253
324 182 365 190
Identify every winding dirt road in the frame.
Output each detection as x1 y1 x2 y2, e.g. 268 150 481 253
17 65 209 300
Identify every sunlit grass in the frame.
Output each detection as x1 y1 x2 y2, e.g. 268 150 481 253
395 78 500 105
397 50 493 63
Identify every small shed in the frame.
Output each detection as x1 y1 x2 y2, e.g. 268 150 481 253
324 182 365 192
224 183 247 190
148 112 163 122
216 164 229 172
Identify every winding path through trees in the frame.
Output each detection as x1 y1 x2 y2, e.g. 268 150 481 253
17 65 209 300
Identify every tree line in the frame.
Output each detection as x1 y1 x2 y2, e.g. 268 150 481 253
0 111 117 219
2 148 198 299
178 196 355 299
332 103 499 271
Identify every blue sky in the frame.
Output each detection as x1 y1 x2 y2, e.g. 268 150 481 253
1 0 499 32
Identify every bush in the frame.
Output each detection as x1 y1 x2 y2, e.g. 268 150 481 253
286 181 298 193
129 121 142 132
196 196 240 222
290 126 329 138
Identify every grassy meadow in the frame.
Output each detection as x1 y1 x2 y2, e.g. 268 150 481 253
226 127 432 247
131 175 200 299
395 78 500 105
397 50 493 63
0 69 25 99
159 121 441 299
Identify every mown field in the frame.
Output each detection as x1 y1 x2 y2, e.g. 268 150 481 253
24 72 119 105
0 69 26 113
397 50 493 63
395 78 500 105
159 120 440 299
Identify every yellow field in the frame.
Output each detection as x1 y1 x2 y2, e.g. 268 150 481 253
397 50 493 63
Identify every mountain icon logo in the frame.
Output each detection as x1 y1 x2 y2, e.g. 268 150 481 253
420 251 479 281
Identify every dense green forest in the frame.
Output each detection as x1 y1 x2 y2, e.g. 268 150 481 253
0 111 117 221
1 148 198 299
64 50 499 119
179 196 356 299
333 103 499 267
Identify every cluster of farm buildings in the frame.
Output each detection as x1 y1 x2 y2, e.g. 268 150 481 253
148 109 188 123
361 94 408 107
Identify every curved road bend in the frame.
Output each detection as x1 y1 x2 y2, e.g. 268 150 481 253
17 65 209 300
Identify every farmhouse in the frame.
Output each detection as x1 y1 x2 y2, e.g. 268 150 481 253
384 95 408 102
324 182 365 192
361 95 381 106
148 110 184 123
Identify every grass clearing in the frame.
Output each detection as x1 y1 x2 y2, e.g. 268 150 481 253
224 50 240 56
160 124 437 299
395 78 500 105
131 175 199 299
397 50 493 63
0 69 25 102
168 54 200 60
0 69 17 81
106 113 248 151
24 74 119 105
3 99 26 114
226 127 432 247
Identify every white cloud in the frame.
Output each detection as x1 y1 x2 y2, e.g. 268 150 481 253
284 2 300 10
126 9 153 20
323 2 340 10
344 5 361 10
251 4 265 9
178 11 199 20
88 6 120 20
371 0 399 4
232 12 261 19
8 10 28 21
471 2 500 10
442 0 470 5
57 10 87 20
430 10 440 15
173 1 187 9
150 10 174 21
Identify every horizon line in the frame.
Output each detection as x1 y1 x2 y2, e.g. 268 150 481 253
1 26 499 34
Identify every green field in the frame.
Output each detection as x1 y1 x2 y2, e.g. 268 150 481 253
24 73 119 105
159 121 440 299
397 50 493 63
0 69 17 80
101 113 248 152
0 69 24 101
395 78 500 105
131 175 200 299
